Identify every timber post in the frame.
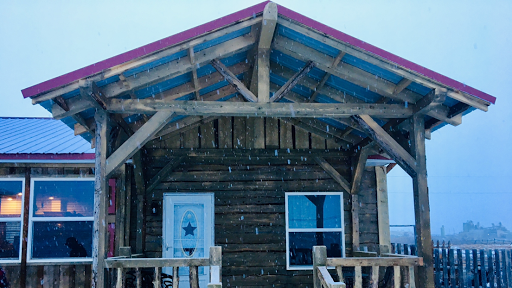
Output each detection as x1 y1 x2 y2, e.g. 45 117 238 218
313 245 327 288
209 246 222 287
93 109 109 288
410 113 434 288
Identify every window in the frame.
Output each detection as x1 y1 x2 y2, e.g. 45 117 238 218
285 192 344 270
0 179 24 263
28 178 94 261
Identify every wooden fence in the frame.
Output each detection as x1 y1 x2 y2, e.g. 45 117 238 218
392 243 512 288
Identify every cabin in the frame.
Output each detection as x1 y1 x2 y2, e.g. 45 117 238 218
17 2 496 288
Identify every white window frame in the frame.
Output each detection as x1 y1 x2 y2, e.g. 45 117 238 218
285 192 345 270
0 177 25 264
28 177 94 263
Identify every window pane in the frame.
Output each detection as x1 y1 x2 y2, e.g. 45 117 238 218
288 195 342 229
289 232 342 266
0 181 23 217
0 222 21 260
33 180 94 217
32 221 92 259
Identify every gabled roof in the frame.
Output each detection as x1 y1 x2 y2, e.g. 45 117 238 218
21 1 495 149
0 117 94 162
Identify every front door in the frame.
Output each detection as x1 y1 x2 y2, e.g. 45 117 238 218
163 193 214 288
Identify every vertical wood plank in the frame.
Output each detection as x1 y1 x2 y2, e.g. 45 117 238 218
182 127 200 148
393 266 401 288
133 151 145 254
294 127 310 149
336 266 344 283
326 139 339 149
410 113 434 288
60 265 72 288
93 110 109 288
43 266 54 288
6 266 21 288
488 250 495 288
312 246 327 288
115 165 126 255
354 266 362 288
310 134 325 149
173 267 179 288
466 250 472 288
448 249 455 288
217 117 233 149
85 265 92 288
370 266 379 288
351 194 360 253
265 118 279 149
164 134 181 149
457 249 463 288
115 268 123 288
190 266 199 288
473 249 480 288
409 266 416 288
233 117 246 148
279 120 293 149
135 268 142 288
480 250 487 288
153 267 161 288
375 166 391 253
26 266 40 288
200 121 217 148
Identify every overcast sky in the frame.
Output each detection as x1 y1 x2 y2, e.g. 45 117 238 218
1 1 511 235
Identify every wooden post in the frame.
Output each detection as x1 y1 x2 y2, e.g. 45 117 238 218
410 113 434 288
351 194 360 253
93 109 109 288
313 246 327 288
375 166 391 253
20 168 31 288
133 151 146 254
209 246 222 285
173 267 179 288
370 266 379 288
114 164 126 255
189 266 199 288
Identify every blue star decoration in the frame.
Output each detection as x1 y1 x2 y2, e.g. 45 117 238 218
182 222 197 236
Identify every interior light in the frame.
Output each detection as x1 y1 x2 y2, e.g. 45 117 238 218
7 198 12 201
17 193 22 196
49 197 54 200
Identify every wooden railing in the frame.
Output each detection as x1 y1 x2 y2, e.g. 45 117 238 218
313 246 423 288
105 246 222 288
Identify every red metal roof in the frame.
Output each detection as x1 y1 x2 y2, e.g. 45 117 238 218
21 1 496 105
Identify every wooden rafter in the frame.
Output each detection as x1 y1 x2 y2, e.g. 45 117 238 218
270 61 315 102
106 111 176 177
314 157 351 194
352 115 417 177
309 51 345 103
188 47 201 100
393 78 413 95
256 2 278 102
277 18 490 111
350 143 374 195
211 59 258 102
107 100 414 118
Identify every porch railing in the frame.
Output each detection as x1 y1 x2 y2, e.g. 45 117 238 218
313 246 423 288
104 246 222 288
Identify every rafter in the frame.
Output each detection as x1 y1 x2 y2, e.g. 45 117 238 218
393 78 413 95
211 59 257 102
352 115 417 177
270 61 314 102
188 47 201 100
413 88 447 115
314 157 351 194
256 2 278 102
309 51 345 103
277 18 490 111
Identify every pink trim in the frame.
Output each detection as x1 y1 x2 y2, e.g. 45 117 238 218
21 1 270 99
0 153 95 160
276 5 495 104
22 1 496 105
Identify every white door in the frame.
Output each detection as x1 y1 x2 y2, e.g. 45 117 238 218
163 193 214 288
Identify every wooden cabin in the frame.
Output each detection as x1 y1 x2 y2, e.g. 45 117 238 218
18 2 496 288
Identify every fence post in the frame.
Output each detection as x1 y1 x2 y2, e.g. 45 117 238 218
313 246 327 288
473 249 480 288
465 250 471 288
457 249 463 288
495 249 501 288
449 249 455 288
480 250 487 288
488 250 495 288
502 250 509 288
434 249 441 287
442 248 448 288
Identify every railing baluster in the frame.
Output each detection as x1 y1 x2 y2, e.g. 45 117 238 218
116 267 123 288
465 249 471 288
443 248 448 288
354 266 362 288
370 266 379 288
393 266 400 288
480 250 487 288
502 250 509 288
173 266 180 288
153 267 161 288
435 249 441 287
135 267 142 288
488 250 495 288
473 249 480 288
190 266 199 288
496 249 502 288
336 265 344 283
409 266 416 288
457 249 464 288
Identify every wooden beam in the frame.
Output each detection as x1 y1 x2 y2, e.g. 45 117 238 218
256 2 278 102
375 166 391 253
314 157 351 194
351 194 360 252
351 144 373 194
410 113 434 288
210 59 258 102
146 156 185 193
107 100 414 118
326 257 423 268
276 18 490 111
413 88 447 115
146 148 350 158
188 47 201 100
92 110 109 288
271 61 314 102
393 78 413 95
352 115 417 177
106 111 175 177
309 51 345 103
132 151 146 254
52 95 93 120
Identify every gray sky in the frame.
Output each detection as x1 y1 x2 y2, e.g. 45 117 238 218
1 1 511 234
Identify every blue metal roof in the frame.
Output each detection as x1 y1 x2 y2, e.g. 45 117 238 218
0 118 94 155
